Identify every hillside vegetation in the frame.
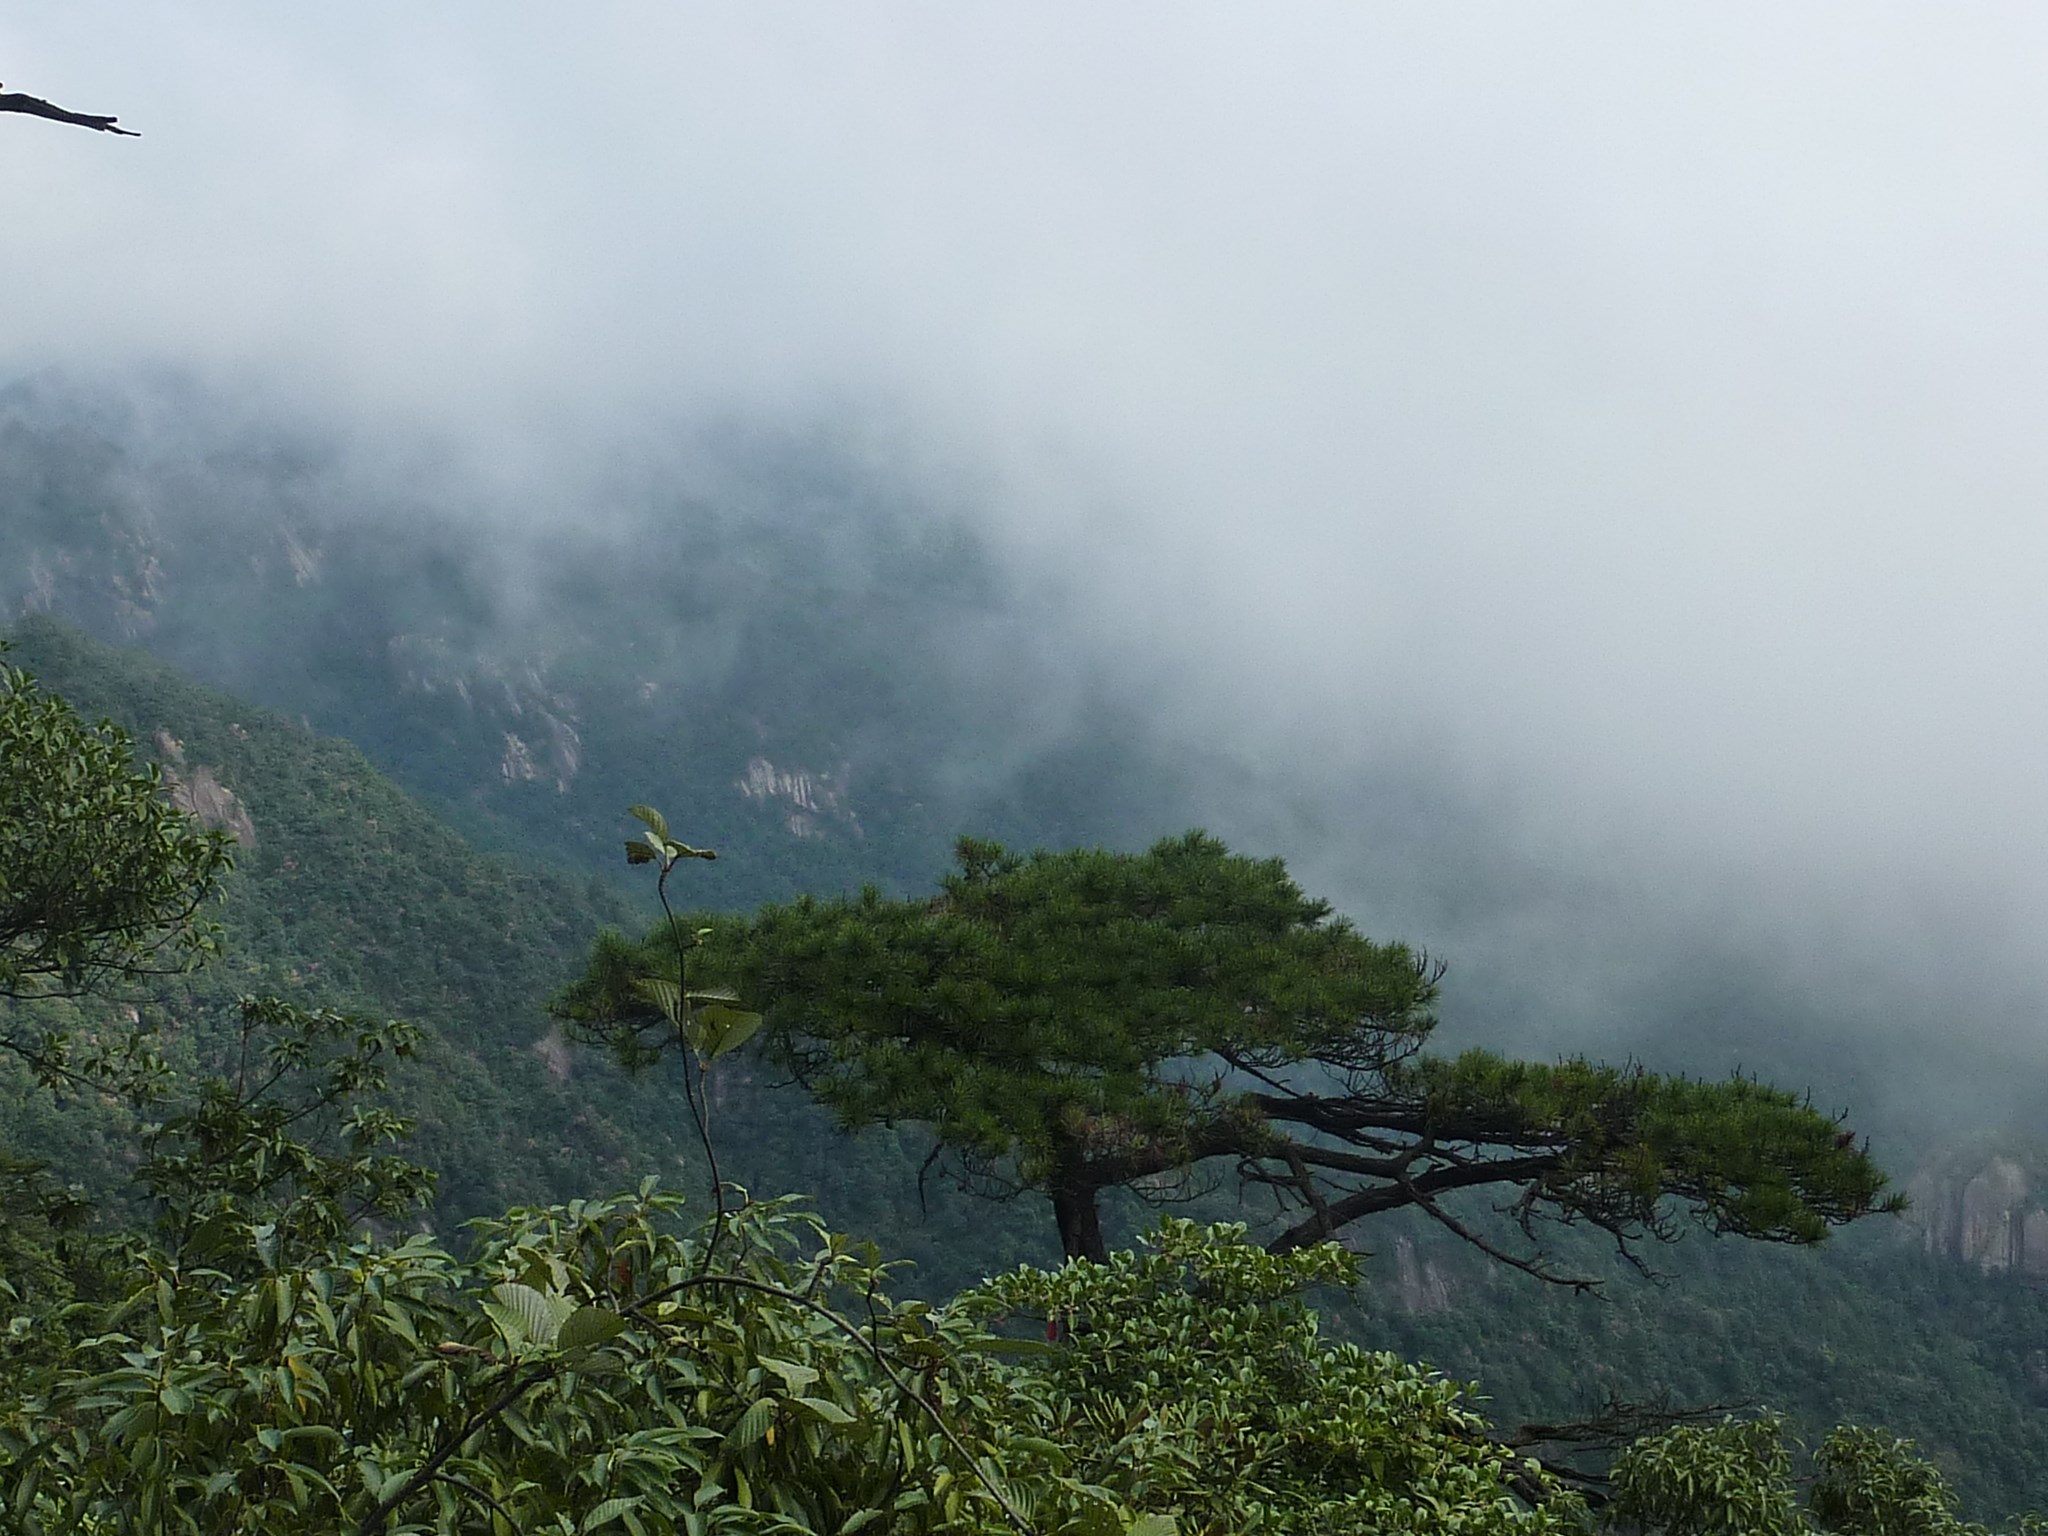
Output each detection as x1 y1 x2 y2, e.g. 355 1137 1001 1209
0 618 1051 1287
4 632 2047 1532
6 385 2048 1521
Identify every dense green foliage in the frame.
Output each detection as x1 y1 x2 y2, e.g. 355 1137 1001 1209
562 834 1897 1273
959 1222 1576 1534
2 989 2038 1533
1 998 1087 1535
1606 1417 2048 1535
0 618 1059 1281
0 646 230 1011
0 617 648 1221
4 618 2048 1521
0 981 1566 1534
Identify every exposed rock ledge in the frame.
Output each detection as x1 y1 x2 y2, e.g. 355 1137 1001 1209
153 729 256 847
1908 1150 2048 1277
736 756 860 840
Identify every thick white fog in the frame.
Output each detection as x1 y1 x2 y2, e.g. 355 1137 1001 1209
7 7 2048 1112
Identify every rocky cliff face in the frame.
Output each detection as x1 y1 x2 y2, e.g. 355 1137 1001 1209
384 636 586 794
1909 1151 2048 1276
0 376 1124 906
1387 1233 1455 1315
735 756 859 840
153 728 257 847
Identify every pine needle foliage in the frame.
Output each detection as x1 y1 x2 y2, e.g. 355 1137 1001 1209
563 833 1901 1274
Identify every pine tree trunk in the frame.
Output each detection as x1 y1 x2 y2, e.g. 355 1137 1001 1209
1050 1172 1108 1264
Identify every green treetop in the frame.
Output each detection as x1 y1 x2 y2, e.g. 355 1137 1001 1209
562 830 1901 1271
0 648 232 1083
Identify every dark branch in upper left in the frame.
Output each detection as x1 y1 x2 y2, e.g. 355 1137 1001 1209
0 83 140 137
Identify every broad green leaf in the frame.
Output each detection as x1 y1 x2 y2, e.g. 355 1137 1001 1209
581 1496 643 1533
759 1356 820 1392
558 1305 628 1353
635 976 685 1025
731 1398 776 1448
627 805 670 840
487 1281 571 1350
792 1395 856 1425
1127 1516 1180 1536
481 1294 530 1348
959 1337 1060 1357
695 1004 763 1063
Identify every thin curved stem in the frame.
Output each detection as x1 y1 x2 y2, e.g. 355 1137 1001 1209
653 865 729 1275
429 1470 521 1528
354 1364 544 1536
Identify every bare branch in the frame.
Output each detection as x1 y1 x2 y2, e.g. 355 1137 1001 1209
0 84 139 137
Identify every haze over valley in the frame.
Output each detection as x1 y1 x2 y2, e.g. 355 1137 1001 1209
8 9 2048 1527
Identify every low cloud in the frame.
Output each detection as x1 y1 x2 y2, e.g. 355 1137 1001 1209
6 6 2048 1135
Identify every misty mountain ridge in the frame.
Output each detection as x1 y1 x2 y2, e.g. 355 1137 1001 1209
0 614 1052 1279
0 367 2039 1167
0 372 1177 889
0 385 2039 1515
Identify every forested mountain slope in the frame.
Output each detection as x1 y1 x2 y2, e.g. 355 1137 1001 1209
6 381 2048 1518
0 375 1176 910
0 377 2027 1100
5 623 2047 1517
0 372 2020 1147
0 618 1055 1285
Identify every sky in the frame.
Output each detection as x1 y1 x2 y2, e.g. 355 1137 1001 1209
8 7 2048 1113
